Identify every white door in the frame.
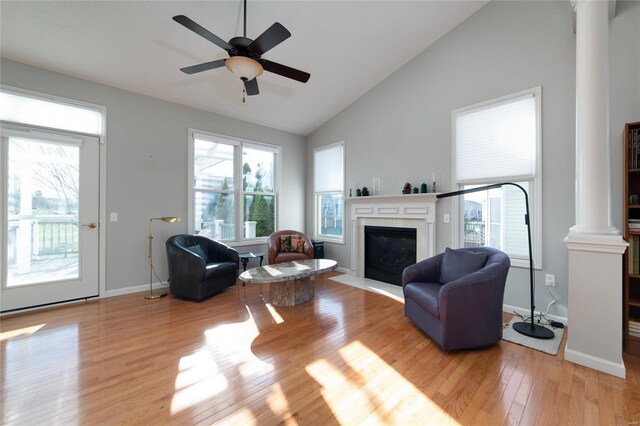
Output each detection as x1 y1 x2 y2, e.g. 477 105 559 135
1 125 99 312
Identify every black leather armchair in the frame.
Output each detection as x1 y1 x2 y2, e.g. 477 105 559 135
402 247 510 350
166 234 239 301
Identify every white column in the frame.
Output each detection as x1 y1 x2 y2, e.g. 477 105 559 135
564 0 627 378
571 0 616 235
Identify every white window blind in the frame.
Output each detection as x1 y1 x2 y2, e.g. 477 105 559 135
314 143 344 192
0 90 103 135
455 94 536 182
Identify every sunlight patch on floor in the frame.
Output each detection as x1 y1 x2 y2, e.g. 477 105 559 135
267 382 297 424
328 274 404 303
265 303 285 324
170 306 273 415
0 323 46 342
218 407 257 425
307 340 459 425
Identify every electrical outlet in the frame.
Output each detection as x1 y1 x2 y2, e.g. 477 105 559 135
545 274 556 287
110 212 118 222
443 213 450 223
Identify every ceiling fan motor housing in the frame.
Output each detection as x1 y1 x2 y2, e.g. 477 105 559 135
228 37 261 61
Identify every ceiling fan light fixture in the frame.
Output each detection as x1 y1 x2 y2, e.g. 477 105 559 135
225 56 263 81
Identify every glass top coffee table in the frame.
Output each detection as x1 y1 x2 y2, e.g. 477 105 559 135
239 259 337 307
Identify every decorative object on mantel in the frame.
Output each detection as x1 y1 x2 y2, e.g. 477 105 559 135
420 183 428 193
402 182 412 194
349 188 352 197
432 173 437 193
361 186 370 196
372 177 381 196
356 188 362 197
412 186 419 194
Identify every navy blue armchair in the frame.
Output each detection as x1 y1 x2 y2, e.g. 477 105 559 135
402 247 510 351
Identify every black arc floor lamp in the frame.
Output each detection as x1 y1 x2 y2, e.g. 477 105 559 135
437 183 554 340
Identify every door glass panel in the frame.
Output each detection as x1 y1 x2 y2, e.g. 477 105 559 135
7 137 80 286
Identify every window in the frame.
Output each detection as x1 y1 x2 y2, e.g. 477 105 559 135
314 142 344 242
189 130 278 243
453 87 541 268
0 88 103 135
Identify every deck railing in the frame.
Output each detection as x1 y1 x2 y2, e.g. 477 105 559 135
463 220 485 248
8 215 79 263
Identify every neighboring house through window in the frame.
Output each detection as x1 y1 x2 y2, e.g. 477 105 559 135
314 142 344 243
188 129 279 243
453 87 542 268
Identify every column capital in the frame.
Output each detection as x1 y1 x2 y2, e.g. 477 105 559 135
571 0 616 18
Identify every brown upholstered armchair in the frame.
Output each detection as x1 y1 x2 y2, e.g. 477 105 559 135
267 230 314 264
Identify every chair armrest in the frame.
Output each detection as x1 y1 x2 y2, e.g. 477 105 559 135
267 233 279 264
302 235 315 259
402 253 443 288
167 244 207 281
439 263 508 322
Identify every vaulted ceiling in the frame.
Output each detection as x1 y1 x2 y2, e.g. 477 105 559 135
0 1 488 135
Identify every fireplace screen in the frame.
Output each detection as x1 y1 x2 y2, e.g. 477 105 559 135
364 226 417 286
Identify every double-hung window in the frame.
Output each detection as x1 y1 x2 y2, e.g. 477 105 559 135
189 129 279 243
453 87 541 268
313 142 344 243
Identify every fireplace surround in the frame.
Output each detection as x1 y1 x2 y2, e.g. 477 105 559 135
348 194 438 279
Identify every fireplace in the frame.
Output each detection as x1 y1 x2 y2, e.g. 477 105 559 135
364 226 417 286
348 193 437 280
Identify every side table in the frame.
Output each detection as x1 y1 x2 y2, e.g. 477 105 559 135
238 251 265 272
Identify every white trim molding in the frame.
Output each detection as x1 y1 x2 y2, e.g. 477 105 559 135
347 193 438 277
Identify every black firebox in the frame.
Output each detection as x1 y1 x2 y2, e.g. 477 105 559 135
364 226 417 286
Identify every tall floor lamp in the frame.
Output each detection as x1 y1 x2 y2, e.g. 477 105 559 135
437 183 554 339
147 216 181 300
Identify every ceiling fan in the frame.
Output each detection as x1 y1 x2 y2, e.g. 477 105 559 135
173 0 310 99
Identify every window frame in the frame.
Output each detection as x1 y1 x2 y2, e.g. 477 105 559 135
451 87 542 269
188 128 280 246
313 141 345 244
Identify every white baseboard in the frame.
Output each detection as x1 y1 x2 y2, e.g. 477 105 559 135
502 303 568 325
565 346 626 378
104 281 169 298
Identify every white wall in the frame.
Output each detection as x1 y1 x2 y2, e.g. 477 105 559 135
0 58 306 292
306 0 640 319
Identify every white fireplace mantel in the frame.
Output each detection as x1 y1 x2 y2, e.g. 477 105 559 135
347 193 438 276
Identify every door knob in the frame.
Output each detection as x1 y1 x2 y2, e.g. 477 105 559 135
82 222 97 229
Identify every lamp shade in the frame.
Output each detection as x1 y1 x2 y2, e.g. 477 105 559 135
225 56 264 81
150 216 181 223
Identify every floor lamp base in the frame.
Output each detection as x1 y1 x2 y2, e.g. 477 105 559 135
512 321 555 339
144 291 168 300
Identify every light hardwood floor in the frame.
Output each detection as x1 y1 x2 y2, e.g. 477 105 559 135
1 272 639 425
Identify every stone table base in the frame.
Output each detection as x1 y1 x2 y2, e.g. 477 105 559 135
266 276 314 307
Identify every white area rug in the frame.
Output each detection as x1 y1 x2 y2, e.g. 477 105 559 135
328 274 404 302
502 317 565 355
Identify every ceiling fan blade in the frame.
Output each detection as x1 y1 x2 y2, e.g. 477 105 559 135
244 78 260 96
180 59 227 75
261 60 310 83
173 15 233 51
248 22 291 55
